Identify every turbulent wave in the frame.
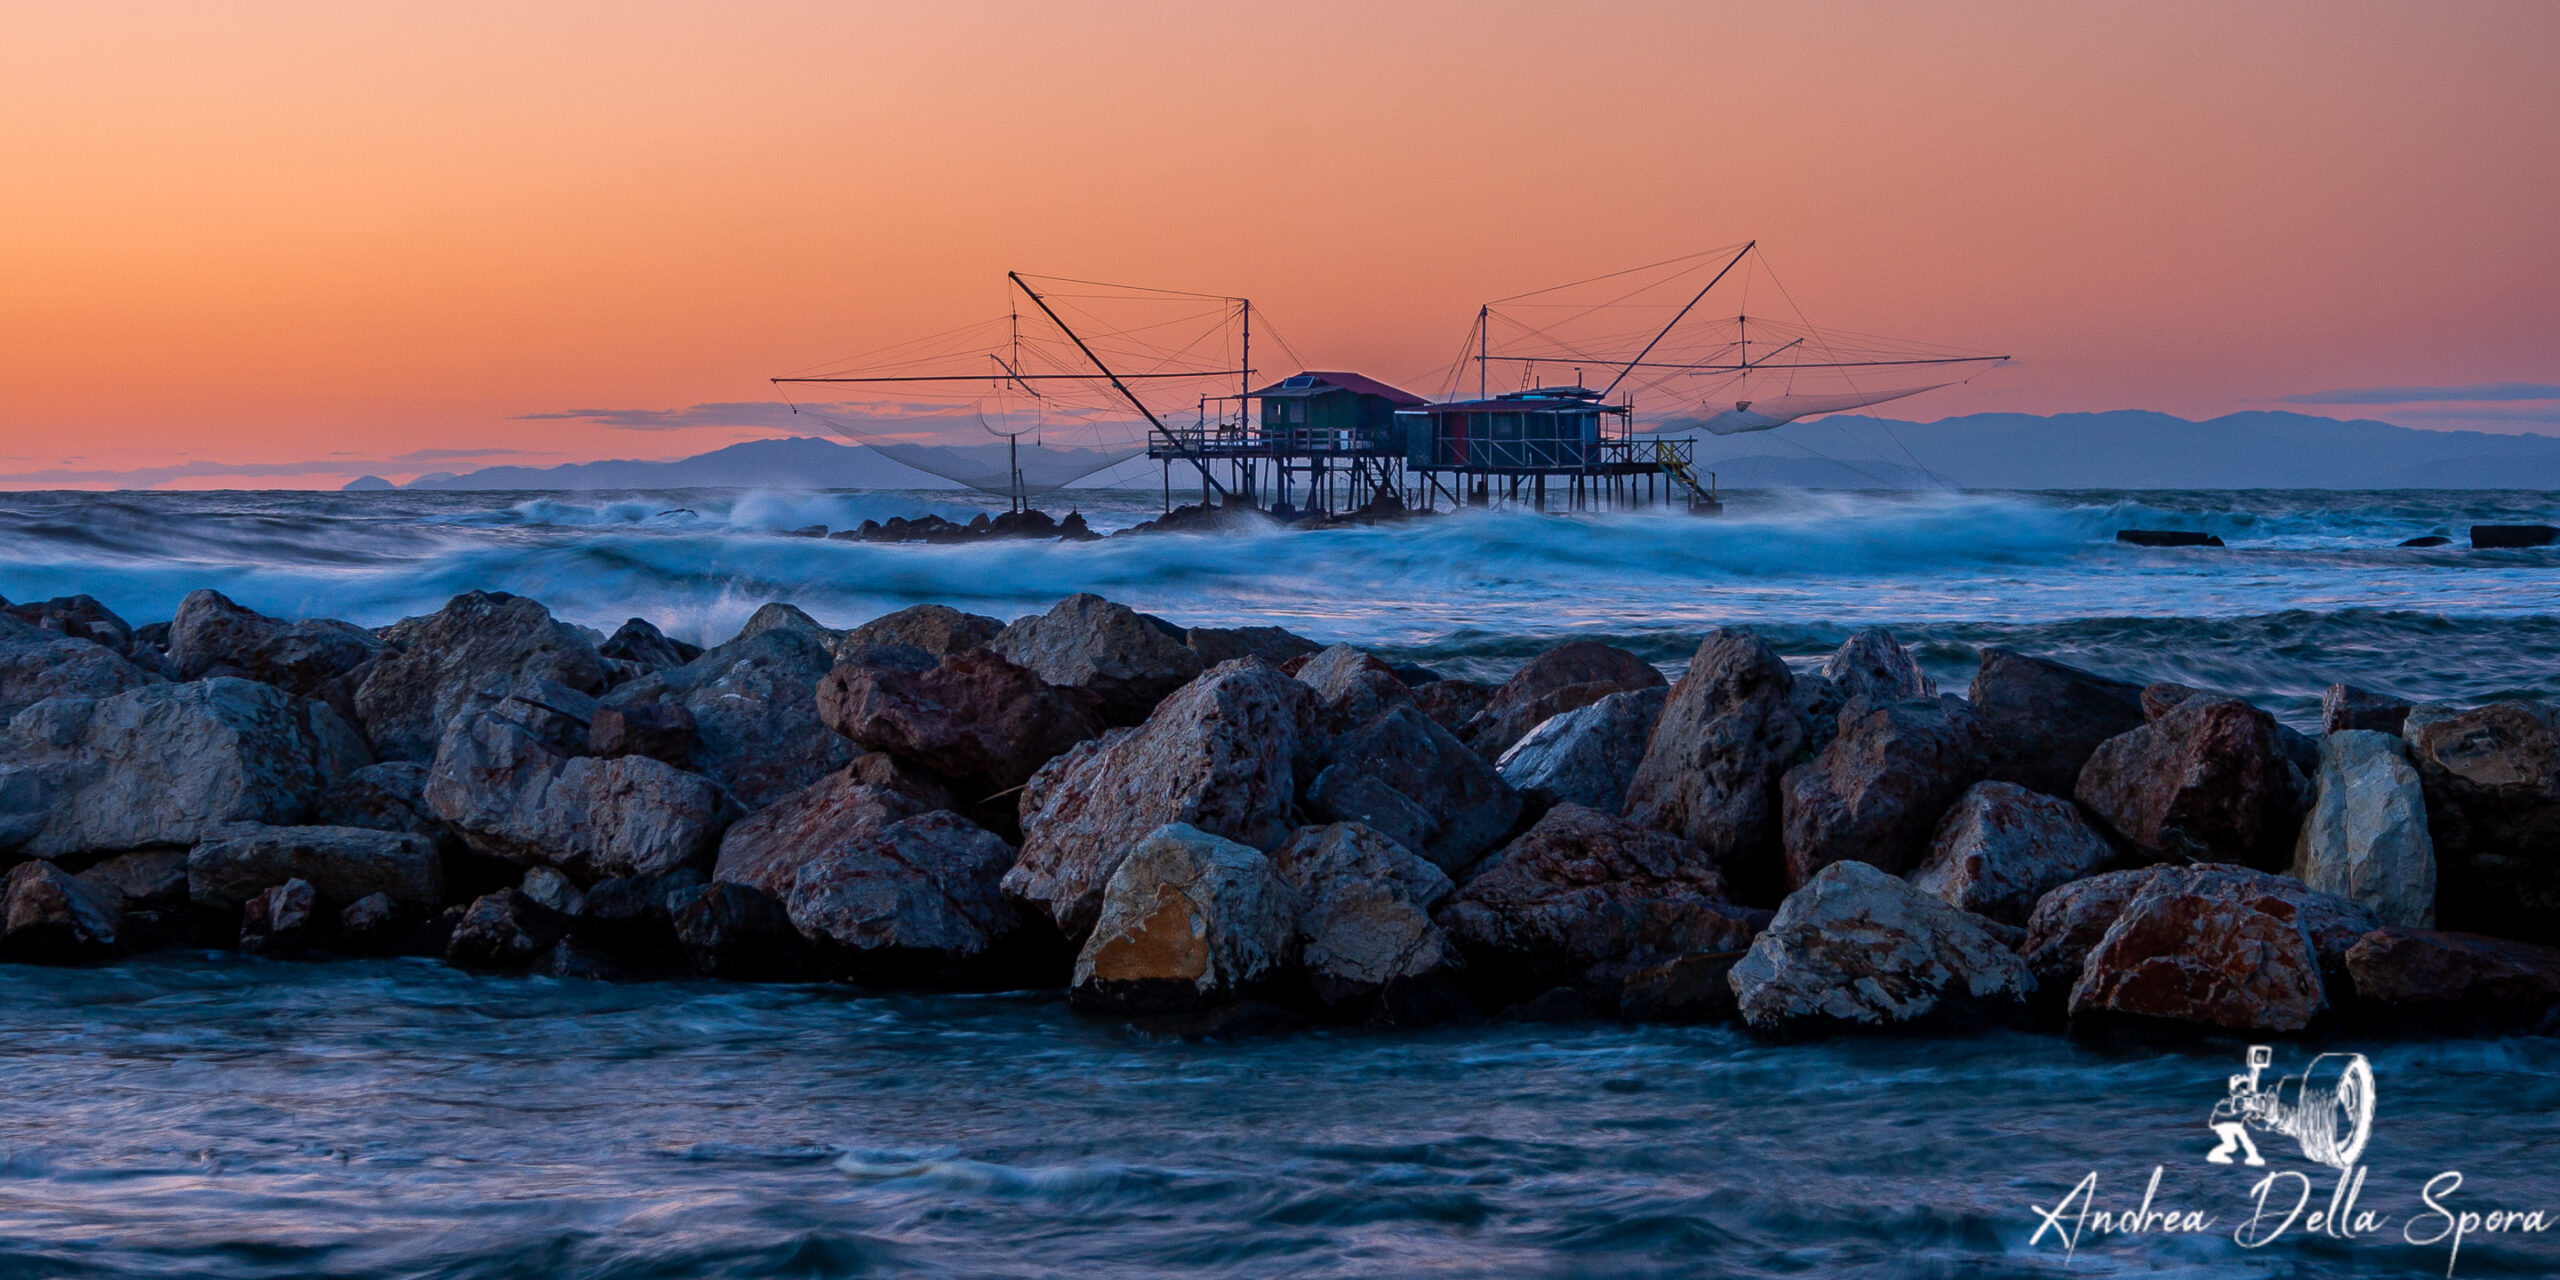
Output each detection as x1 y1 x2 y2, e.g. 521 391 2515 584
2 486 2557 709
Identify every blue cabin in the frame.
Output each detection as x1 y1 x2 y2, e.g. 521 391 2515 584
1251 371 1427 454
1397 386 1630 472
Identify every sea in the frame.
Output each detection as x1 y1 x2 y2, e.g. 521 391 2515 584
2 485 2557 1278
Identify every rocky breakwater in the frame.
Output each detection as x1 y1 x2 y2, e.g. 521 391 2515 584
2 587 2554 1042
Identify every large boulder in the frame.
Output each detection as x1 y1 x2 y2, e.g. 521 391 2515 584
2067 864 2376 1031
2344 927 2560 1027
187 823 442 912
1909 781 2117 926
0 678 368 859
0 860 125 962
989 594 1203 725
1007 658 1318 940
2401 701 2560 939
1460 640 1664 760
1495 686 1667 814
1269 822 1463 1020
711 771 926 898
2074 697 2307 869
2291 730 2436 927
1780 695 1990 889
355 591 608 762
424 689 724 881
165 589 381 698
1969 649 2146 797
781 810 1025 984
1621 629 1810 903
595 603 853 810
1306 703 1519 878
1820 628 1936 703
816 648 1105 800
1435 804 1759 1007
1069 824 1298 1013
1729 859 2033 1037
840 604 1003 658
0 614 157 722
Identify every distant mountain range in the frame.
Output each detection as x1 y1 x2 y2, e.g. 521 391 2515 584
370 411 2560 492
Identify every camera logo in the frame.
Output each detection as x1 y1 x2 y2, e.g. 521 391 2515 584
2206 1044 2376 1171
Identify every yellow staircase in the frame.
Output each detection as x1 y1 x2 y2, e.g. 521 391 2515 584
1655 442 1716 505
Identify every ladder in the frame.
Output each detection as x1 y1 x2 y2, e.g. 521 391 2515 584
1655 442 1716 505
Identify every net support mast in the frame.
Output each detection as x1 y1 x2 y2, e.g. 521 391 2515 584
1009 271 1227 502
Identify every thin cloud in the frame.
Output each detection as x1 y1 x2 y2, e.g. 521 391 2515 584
2392 407 2560 425
518 400 969 430
2283 382 2560 405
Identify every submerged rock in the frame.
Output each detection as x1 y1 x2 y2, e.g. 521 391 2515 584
1730 860 2033 1037
989 594 1203 726
1969 649 2146 798
2291 730 2435 927
1008 658 1318 941
2074 697 2307 869
1621 629 1809 903
1495 686 1667 814
356 591 608 762
1779 695 1990 888
1461 640 1664 760
1070 824 1298 1013
1908 781 2117 926
1435 804 1757 1006
2400 700 2560 939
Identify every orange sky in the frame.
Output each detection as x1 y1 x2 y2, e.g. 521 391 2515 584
4 1 2556 488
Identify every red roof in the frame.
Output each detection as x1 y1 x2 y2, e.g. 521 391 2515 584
1248 371 1428 408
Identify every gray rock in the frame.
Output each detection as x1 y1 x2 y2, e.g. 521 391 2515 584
597 618 699 671
424 698 724 881
586 700 697 765
1780 695 1990 889
445 888 570 969
816 648 1105 799
1308 703 1519 877
1269 822 1459 1014
0 615 157 722
1070 824 1298 1013
1008 658 1319 941
165 589 381 697
3 595 134 654
782 810 1022 980
1969 649 2147 797
1294 646 1408 720
239 878 320 955
1820 628 1936 703
0 860 124 961
2292 730 2436 927
355 591 608 762
1618 951 1747 1023
74 848 189 908
2400 700 2560 938
1461 640 1665 760
188 823 443 912
520 866 586 916
1436 804 1759 1005
990 594 1204 726
1790 672 1848 756
312 760 443 837
1730 860 2033 1036
2323 683 2412 736
3 678 368 859
669 882 808 980
1621 629 1809 903
596 603 853 810
712 771 926 898
1909 781 2117 926
1494 686 1667 814
841 604 1003 658
2019 867 2166 993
